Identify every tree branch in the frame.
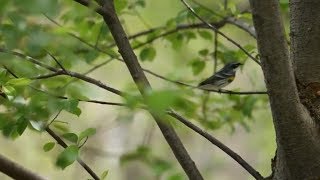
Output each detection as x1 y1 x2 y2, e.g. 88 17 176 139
100 1 203 179
45 127 99 180
0 48 122 96
0 153 47 180
43 16 264 95
250 0 320 178
167 110 264 180
180 0 260 65
3 65 125 107
4 51 263 178
226 17 256 38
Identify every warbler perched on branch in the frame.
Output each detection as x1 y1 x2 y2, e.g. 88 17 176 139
198 62 242 91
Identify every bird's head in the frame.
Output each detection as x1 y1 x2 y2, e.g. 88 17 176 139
224 62 242 72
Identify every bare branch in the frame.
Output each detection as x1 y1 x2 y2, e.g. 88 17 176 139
31 71 64 79
167 110 264 180
180 0 261 65
0 153 47 180
226 17 256 38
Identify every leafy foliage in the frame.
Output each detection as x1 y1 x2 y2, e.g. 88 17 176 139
56 145 79 169
0 0 270 179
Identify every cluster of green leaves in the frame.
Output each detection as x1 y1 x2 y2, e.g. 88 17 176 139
0 0 267 179
198 95 260 131
120 145 185 180
43 128 96 169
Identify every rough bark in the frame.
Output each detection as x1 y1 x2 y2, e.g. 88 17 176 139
291 0 320 123
0 153 47 180
100 1 203 179
249 1 320 179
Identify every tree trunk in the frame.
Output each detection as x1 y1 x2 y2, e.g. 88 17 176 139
249 1 320 179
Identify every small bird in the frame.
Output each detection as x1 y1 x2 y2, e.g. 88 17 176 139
198 62 242 91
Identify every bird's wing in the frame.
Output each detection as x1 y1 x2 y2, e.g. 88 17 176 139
198 73 226 87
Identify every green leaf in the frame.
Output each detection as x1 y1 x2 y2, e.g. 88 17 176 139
151 159 172 176
16 117 29 135
0 116 9 130
100 170 109 180
43 142 55 152
190 59 205 75
168 173 185 180
2 121 16 138
145 90 179 116
167 33 184 50
62 133 78 143
198 31 212 40
114 0 128 13
2 85 16 97
29 120 46 131
61 99 81 116
120 146 150 165
56 145 79 169
0 68 7 80
140 47 156 61
198 49 209 56
78 128 96 142
53 123 69 133
123 94 143 109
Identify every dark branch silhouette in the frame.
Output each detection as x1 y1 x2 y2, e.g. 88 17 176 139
0 153 46 180
168 110 264 180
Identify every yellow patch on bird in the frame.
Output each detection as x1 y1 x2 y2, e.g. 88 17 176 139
227 76 235 82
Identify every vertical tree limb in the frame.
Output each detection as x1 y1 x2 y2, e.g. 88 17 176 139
100 1 203 179
291 0 320 123
250 0 320 179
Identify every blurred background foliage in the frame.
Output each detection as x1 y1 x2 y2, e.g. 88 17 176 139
0 0 289 179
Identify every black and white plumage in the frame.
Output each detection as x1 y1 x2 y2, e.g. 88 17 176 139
198 62 242 90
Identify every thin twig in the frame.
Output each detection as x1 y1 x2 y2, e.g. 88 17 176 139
1 48 266 95
143 68 267 95
226 17 256 38
214 31 218 73
43 15 263 95
45 127 99 180
48 109 63 126
3 49 262 179
31 71 64 79
79 137 89 149
3 65 126 107
60 58 114 89
180 0 261 65
6 63 100 180
44 50 67 72
167 110 264 180
94 24 104 48
0 48 123 96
